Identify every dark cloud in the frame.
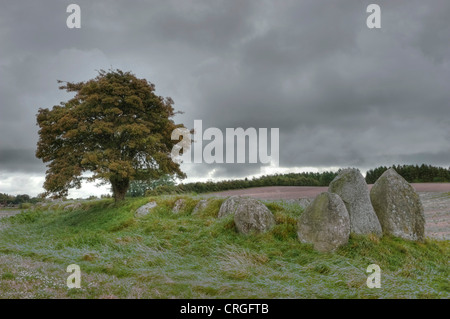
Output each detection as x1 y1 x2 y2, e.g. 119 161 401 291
0 149 45 173
0 0 449 196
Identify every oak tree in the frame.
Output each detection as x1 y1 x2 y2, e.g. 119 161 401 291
36 69 187 201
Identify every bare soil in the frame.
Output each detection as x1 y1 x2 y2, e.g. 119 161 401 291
210 183 450 199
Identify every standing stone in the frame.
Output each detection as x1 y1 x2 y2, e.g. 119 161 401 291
370 168 425 241
218 196 244 218
297 192 350 253
233 197 275 234
192 199 209 215
135 201 157 217
172 199 186 214
328 168 382 237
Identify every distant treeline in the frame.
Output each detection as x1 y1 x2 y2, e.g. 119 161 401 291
365 164 450 184
147 164 449 196
147 171 339 196
0 193 41 206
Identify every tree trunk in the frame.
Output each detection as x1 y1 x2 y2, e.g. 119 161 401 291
110 176 130 202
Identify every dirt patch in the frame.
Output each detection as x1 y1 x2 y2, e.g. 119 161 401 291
419 192 450 240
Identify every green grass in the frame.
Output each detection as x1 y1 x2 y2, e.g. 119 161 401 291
0 196 448 299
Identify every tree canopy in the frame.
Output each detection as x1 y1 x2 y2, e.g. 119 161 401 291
36 69 187 201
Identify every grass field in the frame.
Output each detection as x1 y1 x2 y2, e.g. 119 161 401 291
0 196 448 299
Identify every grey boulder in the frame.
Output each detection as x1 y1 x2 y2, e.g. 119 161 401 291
192 199 209 215
218 196 244 218
135 201 157 217
172 199 186 214
297 192 350 252
233 197 276 234
370 168 425 241
329 168 382 237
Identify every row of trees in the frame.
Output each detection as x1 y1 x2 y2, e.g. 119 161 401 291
365 164 450 184
145 164 449 196
145 171 339 196
0 193 41 206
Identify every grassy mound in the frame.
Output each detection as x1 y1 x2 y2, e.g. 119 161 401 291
0 196 448 299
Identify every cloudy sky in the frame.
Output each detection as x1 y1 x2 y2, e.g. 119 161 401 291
0 0 449 198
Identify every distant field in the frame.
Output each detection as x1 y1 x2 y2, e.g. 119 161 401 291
0 194 448 299
208 183 450 199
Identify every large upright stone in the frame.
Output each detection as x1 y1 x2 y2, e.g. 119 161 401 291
328 168 382 237
172 199 186 214
218 196 243 218
370 168 425 241
135 201 157 217
192 199 209 215
297 192 350 252
234 198 275 234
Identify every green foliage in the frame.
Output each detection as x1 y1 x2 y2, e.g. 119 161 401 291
365 164 450 184
127 174 175 197
1 272 15 280
18 203 32 209
0 193 41 206
7 209 45 224
36 69 187 201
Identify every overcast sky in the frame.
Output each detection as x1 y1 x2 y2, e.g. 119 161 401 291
0 0 449 198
